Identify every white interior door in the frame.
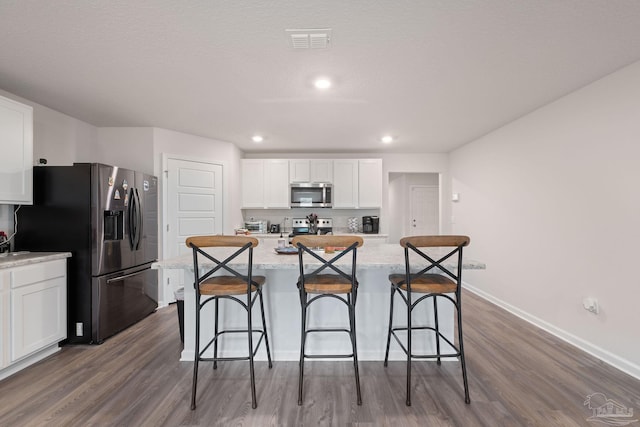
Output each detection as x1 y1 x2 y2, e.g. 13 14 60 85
409 185 439 236
162 157 223 304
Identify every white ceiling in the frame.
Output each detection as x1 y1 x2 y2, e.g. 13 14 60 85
1 1 640 154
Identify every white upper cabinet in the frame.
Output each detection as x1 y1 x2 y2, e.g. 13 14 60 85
333 159 383 209
241 159 265 208
243 158 381 210
289 160 310 183
264 159 290 208
309 160 333 183
333 159 359 208
241 159 289 208
289 159 333 183
358 159 383 208
0 95 33 205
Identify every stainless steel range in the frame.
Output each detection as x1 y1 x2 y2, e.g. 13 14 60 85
290 218 333 236
316 218 333 234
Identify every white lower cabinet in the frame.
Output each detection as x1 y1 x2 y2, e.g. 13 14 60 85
0 270 9 369
0 258 67 380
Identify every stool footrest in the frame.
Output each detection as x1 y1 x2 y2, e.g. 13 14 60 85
390 328 460 358
200 329 267 359
306 327 351 334
303 353 355 359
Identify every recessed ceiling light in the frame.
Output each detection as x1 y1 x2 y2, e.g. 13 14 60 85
381 135 394 144
252 135 264 143
314 78 332 90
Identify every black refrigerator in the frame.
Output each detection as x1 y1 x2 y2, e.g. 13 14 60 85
15 163 158 344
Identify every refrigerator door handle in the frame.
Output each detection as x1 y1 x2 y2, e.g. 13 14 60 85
134 188 142 250
127 188 135 250
106 270 145 283
128 188 143 250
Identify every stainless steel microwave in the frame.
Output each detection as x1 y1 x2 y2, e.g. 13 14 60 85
290 183 332 208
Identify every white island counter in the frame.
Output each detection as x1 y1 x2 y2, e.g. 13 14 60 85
153 243 485 362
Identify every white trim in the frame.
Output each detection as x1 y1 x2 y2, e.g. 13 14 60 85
0 344 60 381
463 282 640 380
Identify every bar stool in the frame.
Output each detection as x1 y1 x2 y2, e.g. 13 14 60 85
383 235 471 406
292 235 364 406
186 235 272 410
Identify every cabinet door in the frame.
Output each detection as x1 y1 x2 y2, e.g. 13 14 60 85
310 160 333 183
241 159 265 208
0 271 9 369
264 159 290 208
333 160 358 208
289 160 310 183
10 261 67 361
358 159 383 208
0 95 33 205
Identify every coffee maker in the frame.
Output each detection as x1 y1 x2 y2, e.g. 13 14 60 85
362 216 379 234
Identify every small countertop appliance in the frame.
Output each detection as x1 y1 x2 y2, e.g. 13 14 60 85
244 220 268 234
362 216 379 234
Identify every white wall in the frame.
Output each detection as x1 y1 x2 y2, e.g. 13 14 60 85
96 127 155 174
449 61 640 378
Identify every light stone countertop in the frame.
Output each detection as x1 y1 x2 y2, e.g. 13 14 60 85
0 251 72 269
153 242 484 272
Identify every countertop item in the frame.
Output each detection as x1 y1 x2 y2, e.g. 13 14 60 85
274 247 298 255
0 251 72 269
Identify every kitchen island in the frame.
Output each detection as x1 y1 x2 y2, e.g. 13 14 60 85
153 242 485 362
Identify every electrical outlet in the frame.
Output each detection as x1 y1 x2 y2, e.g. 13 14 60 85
582 297 599 314
76 322 83 336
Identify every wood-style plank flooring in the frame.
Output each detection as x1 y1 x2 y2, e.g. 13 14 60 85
1 290 638 426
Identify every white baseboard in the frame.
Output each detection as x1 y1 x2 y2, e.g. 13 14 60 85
463 282 640 381
0 344 61 381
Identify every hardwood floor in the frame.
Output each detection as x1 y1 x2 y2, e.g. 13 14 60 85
1 290 638 426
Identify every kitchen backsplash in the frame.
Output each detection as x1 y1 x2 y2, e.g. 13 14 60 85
0 205 13 245
242 208 380 233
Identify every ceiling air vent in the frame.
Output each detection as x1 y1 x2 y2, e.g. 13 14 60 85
286 29 332 49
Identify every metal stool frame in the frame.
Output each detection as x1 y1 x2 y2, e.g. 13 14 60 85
187 236 272 410
383 235 471 406
292 235 364 406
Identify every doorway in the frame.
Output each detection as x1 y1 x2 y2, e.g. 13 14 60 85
388 173 440 242
409 185 439 235
161 156 223 305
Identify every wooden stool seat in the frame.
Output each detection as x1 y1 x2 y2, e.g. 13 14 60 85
303 274 354 294
200 276 265 296
388 273 457 294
